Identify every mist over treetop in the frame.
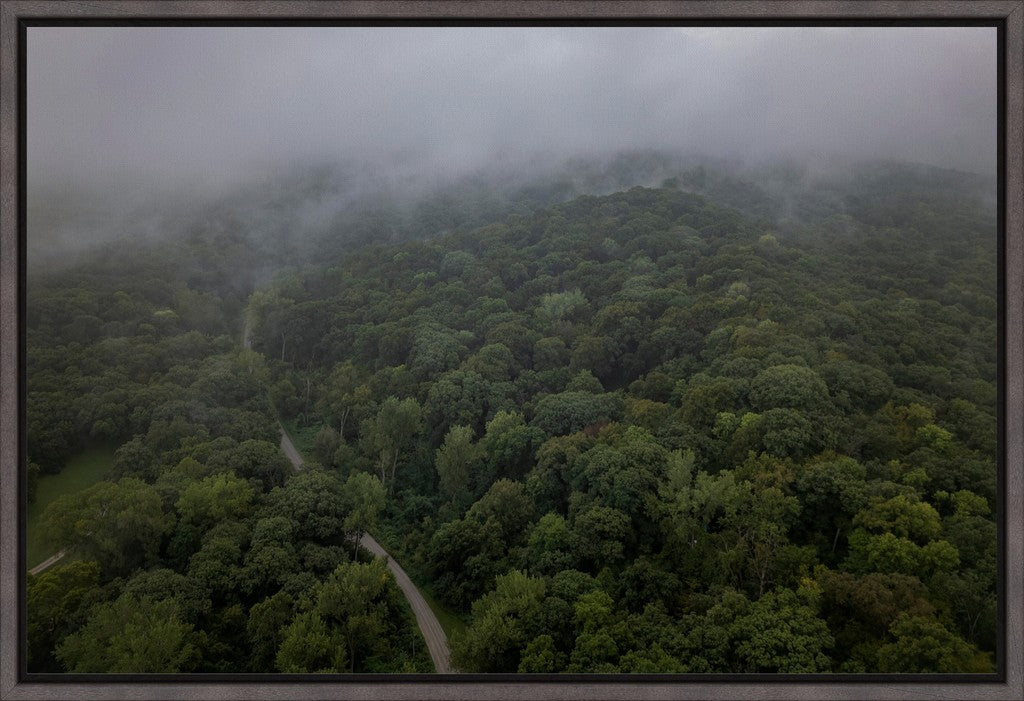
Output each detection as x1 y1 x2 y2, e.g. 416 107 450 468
28 26 995 198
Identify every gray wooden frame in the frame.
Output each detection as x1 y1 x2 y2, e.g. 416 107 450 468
1 2 1021 699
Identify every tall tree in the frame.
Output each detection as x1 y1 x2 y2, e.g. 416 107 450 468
362 397 423 493
56 594 199 673
42 478 173 577
435 425 482 504
317 559 393 673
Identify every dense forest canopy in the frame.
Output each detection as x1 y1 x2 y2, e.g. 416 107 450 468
26 154 998 674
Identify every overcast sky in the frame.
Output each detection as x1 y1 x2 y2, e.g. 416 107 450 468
27 25 997 200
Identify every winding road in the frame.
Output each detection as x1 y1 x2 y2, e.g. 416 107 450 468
278 425 453 673
30 317 454 673
252 315 452 671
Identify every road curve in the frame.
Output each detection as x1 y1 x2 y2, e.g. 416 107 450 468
278 424 454 673
31 321 454 671
359 533 452 673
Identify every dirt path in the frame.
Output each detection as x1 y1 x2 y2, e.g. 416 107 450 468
278 424 453 673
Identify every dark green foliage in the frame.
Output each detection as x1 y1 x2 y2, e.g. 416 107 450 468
530 391 623 438
27 227 430 673
28 157 996 673
265 469 348 544
27 562 103 671
41 479 173 577
56 593 200 673
276 610 347 673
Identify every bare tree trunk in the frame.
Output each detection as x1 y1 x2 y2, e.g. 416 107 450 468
389 453 399 494
968 610 982 642
377 454 388 489
339 408 349 441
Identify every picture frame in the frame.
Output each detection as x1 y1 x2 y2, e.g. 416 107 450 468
1 2 1021 700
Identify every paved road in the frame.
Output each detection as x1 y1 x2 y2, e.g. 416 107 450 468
32 320 453 671
278 424 453 673
279 425 304 469
359 533 452 673
28 549 65 576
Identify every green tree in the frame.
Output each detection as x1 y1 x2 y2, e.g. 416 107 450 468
518 634 566 672
424 370 505 441
275 610 347 673
526 512 576 576
572 504 632 573
239 517 301 598
266 468 348 543
363 397 423 493
535 289 588 331
186 521 247 597
317 559 392 672
56 594 199 673
342 472 386 554
530 391 622 438
247 591 295 670
814 566 935 664
467 479 536 541
569 335 617 381
452 570 547 672
794 456 869 560
122 567 212 623
875 614 991 673
568 631 620 672
730 588 833 673
176 472 255 530
27 561 101 672
748 364 831 413
478 411 544 486
321 361 368 438
854 493 943 545
435 425 482 504
42 478 172 576
312 426 341 467
462 343 519 382
27 461 41 505
533 337 570 371
226 439 291 491
409 325 465 380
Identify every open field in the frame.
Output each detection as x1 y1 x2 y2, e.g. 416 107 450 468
26 445 115 569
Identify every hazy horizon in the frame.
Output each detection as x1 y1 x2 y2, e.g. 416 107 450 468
29 26 996 190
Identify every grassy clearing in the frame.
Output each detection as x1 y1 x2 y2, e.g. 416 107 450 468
419 584 469 641
26 444 116 569
280 418 321 462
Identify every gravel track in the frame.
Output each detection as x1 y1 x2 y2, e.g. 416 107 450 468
279 424 453 673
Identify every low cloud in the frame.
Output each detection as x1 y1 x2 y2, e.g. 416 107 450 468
26 25 997 247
